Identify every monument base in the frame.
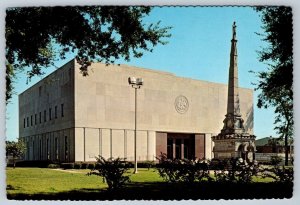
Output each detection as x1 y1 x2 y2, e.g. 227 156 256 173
212 133 256 163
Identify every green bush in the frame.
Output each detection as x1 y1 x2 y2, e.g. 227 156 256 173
88 156 131 191
214 158 259 183
15 160 53 168
74 163 82 169
47 164 60 169
60 163 74 169
155 153 212 183
270 156 282 166
81 163 88 169
261 165 293 183
87 163 95 170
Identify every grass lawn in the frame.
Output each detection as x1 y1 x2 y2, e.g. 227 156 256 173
6 167 292 200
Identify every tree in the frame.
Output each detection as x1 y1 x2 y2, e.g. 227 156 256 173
254 6 293 166
5 6 171 102
6 139 26 168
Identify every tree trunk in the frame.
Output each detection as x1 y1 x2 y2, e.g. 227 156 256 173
285 134 288 166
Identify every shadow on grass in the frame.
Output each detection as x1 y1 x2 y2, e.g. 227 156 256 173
7 181 293 200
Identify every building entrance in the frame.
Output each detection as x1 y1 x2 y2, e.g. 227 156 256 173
167 133 195 159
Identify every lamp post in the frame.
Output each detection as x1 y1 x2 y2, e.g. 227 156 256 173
128 77 143 174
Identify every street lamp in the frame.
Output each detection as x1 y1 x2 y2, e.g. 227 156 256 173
128 77 143 174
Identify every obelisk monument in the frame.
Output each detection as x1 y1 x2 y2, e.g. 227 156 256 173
212 22 256 163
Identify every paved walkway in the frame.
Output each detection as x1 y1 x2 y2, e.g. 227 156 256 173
50 168 86 174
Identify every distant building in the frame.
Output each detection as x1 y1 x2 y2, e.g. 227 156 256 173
255 137 294 162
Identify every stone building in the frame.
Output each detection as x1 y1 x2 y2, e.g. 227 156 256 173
19 25 254 163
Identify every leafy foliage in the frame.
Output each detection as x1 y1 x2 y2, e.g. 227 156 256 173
254 6 293 165
88 156 131 191
270 156 282 166
214 158 259 183
260 165 293 183
156 153 212 183
5 6 171 101
6 139 26 168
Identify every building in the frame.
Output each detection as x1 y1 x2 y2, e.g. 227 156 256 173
19 27 254 163
255 137 294 163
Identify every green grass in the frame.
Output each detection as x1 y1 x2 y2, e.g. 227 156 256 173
7 168 106 195
6 167 292 200
6 168 163 195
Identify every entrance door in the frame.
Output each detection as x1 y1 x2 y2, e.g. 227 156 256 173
167 133 195 159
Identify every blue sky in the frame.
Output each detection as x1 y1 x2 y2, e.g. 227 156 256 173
5 6 277 141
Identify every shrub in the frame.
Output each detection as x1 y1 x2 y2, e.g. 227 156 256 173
87 163 95 170
261 165 293 183
138 161 155 170
74 163 82 169
81 163 88 169
270 156 282 166
155 153 212 183
88 156 131 190
214 158 259 183
60 163 74 169
15 160 53 168
48 164 60 169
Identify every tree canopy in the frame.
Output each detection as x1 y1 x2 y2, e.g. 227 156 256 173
254 6 293 165
5 6 171 102
6 139 26 168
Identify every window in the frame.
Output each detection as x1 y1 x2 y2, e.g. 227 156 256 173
27 117 29 127
35 114 37 125
44 110 46 122
32 140 35 160
49 108 52 120
31 115 33 126
55 138 58 160
46 138 50 160
39 139 42 160
39 112 42 123
23 118 25 128
55 106 57 119
65 136 68 161
39 86 42 97
61 104 64 117
167 139 173 159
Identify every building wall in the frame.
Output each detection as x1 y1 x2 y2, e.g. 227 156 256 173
73 61 253 161
19 59 254 162
74 127 156 162
19 60 75 161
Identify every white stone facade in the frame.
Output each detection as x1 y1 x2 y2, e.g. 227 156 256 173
19 59 253 162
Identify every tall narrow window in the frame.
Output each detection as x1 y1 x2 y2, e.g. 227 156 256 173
24 118 25 128
65 136 68 161
49 108 52 120
39 86 42 97
32 140 35 160
39 112 42 123
61 104 64 117
44 110 46 122
55 138 58 161
39 139 42 160
55 106 57 119
30 115 33 126
27 117 29 127
46 138 50 160
35 114 37 125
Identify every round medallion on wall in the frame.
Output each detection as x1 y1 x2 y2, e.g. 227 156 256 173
175 95 189 114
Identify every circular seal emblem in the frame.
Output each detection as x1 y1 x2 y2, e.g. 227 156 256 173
175 95 189 114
